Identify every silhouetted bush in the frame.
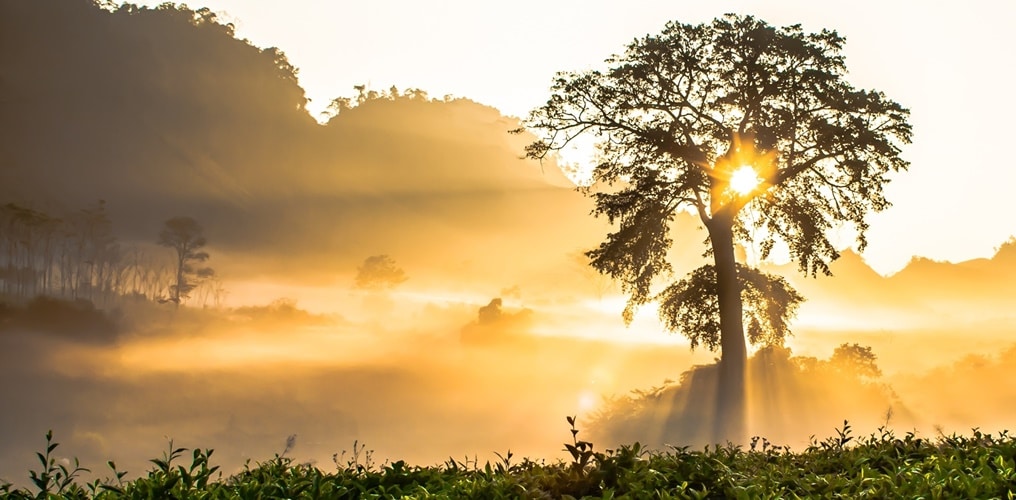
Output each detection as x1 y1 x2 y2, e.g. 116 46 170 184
460 298 534 346
231 298 333 327
0 296 119 343
587 344 914 449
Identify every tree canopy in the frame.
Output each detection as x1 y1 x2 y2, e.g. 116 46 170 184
353 255 408 291
521 13 912 442
158 216 213 304
523 13 910 341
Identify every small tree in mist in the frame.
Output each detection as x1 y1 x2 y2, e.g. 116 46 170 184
353 254 407 291
157 216 214 305
519 14 911 443
829 343 882 380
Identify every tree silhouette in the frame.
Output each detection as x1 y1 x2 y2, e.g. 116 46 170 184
157 216 213 305
353 254 407 291
829 343 883 380
520 14 911 443
0 200 130 304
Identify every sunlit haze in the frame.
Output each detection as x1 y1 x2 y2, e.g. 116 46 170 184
3 0 1016 490
126 0 1016 275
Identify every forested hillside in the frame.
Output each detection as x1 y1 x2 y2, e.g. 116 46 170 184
0 0 595 292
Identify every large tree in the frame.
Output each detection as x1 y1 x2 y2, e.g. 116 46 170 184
157 216 213 305
520 14 911 443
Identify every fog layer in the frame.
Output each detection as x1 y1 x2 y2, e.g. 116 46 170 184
2 0 1015 487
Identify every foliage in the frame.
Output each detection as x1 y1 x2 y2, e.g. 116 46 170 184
325 84 433 119
829 343 883 379
157 216 214 304
519 13 912 350
0 199 225 309
521 13 912 443
229 298 333 326
4 422 1016 499
586 344 904 449
657 264 804 350
0 200 124 305
353 254 408 291
0 296 119 343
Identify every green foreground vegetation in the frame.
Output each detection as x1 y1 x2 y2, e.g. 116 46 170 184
3 420 1015 499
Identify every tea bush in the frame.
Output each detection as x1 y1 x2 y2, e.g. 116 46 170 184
3 419 1015 498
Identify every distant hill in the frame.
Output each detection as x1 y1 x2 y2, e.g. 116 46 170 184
2 0 1011 317
0 0 314 206
318 93 576 195
0 0 596 288
770 239 1016 328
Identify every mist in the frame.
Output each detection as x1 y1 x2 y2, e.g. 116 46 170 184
3 0 1016 489
0 294 707 482
4 273 1016 486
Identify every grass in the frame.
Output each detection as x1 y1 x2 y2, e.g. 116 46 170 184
2 419 1015 499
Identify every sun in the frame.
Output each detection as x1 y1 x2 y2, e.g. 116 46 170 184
577 390 598 413
729 165 762 195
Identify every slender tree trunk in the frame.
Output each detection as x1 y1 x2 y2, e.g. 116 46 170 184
707 215 747 445
173 252 186 307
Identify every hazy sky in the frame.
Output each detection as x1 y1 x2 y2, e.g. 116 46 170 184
131 0 1016 275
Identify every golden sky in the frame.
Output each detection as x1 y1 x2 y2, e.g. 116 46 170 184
129 0 1016 276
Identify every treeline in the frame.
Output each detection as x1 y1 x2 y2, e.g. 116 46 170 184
0 200 222 307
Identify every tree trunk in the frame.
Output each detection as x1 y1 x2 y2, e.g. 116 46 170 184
174 254 185 305
707 215 747 445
